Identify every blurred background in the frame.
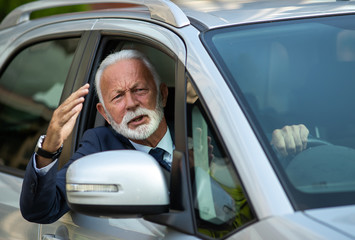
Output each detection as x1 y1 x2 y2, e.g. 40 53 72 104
0 0 87 21
0 0 138 22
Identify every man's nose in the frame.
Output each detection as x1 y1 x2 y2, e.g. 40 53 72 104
124 91 139 110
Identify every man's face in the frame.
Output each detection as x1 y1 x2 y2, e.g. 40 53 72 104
97 59 167 140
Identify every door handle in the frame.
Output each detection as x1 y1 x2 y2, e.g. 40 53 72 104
42 225 69 240
42 234 62 240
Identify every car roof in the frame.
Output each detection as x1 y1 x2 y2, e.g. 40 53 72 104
178 0 355 29
1 0 355 31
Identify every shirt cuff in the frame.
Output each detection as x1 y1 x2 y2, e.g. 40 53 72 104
33 153 57 176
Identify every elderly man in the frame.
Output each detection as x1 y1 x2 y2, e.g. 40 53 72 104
20 49 171 223
20 49 308 224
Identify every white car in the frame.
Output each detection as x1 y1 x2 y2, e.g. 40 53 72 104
0 0 355 239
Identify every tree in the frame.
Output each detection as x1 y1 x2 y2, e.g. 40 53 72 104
0 0 34 21
0 0 90 22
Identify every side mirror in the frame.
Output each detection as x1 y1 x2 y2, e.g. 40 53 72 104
66 150 169 218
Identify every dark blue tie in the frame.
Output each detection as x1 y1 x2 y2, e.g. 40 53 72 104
149 148 171 171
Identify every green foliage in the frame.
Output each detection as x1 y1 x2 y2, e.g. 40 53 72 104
0 0 34 21
0 0 91 22
31 5 91 19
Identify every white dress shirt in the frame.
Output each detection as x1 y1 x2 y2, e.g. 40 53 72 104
34 127 174 175
129 127 174 166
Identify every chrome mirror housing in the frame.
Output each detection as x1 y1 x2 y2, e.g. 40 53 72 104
66 150 170 217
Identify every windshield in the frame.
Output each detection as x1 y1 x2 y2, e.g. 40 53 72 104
202 15 355 210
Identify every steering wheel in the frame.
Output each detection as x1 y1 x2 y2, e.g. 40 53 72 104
285 144 355 192
275 137 332 168
273 136 332 167
306 137 332 148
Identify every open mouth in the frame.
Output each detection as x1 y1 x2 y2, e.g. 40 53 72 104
128 115 147 126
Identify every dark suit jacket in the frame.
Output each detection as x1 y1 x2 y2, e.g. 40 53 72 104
20 126 135 224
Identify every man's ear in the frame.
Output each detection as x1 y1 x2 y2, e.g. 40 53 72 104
160 83 169 107
96 103 111 125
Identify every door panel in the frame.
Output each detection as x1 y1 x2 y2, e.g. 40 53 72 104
59 19 191 239
0 21 92 240
0 174 38 239
42 213 167 240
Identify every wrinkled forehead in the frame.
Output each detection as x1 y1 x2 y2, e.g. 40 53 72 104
101 58 157 89
103 59 154 81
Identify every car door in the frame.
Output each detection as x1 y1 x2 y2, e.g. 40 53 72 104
64 16 258 239
0 20 97 240
42 18 197 240
79 18 258 240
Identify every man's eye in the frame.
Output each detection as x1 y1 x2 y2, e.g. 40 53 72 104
112 94 123 101
134 88 148 95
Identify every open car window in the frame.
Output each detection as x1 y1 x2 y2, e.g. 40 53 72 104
0 38 80 171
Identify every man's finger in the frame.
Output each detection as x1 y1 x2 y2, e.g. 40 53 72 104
271 129 288 158
290 125 303 153
54 84 89 126
281 126 297 155
299 124 309 150
61 84 89 109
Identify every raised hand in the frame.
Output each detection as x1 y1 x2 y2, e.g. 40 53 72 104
36 84 90 167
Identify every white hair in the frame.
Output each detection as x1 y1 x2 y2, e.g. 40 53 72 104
95 49 161 108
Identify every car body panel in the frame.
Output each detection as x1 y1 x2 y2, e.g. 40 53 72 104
305 205 355 238
91 18 186 64
229 212 353 240
41 212 174 240
0 19 95 70
1 0 355 239
0 174 38 239
176 0 355 28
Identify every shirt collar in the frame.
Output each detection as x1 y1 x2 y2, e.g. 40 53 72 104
129 127 173 156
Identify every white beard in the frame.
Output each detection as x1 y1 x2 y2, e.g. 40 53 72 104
107 103 164 140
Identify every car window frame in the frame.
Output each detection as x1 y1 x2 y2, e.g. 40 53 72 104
0 21 97 240
185 75 257 239
67 22 198 235
0 32 93 177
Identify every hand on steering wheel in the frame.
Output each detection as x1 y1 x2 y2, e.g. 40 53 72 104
271 124 310 158
271 124 333 168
